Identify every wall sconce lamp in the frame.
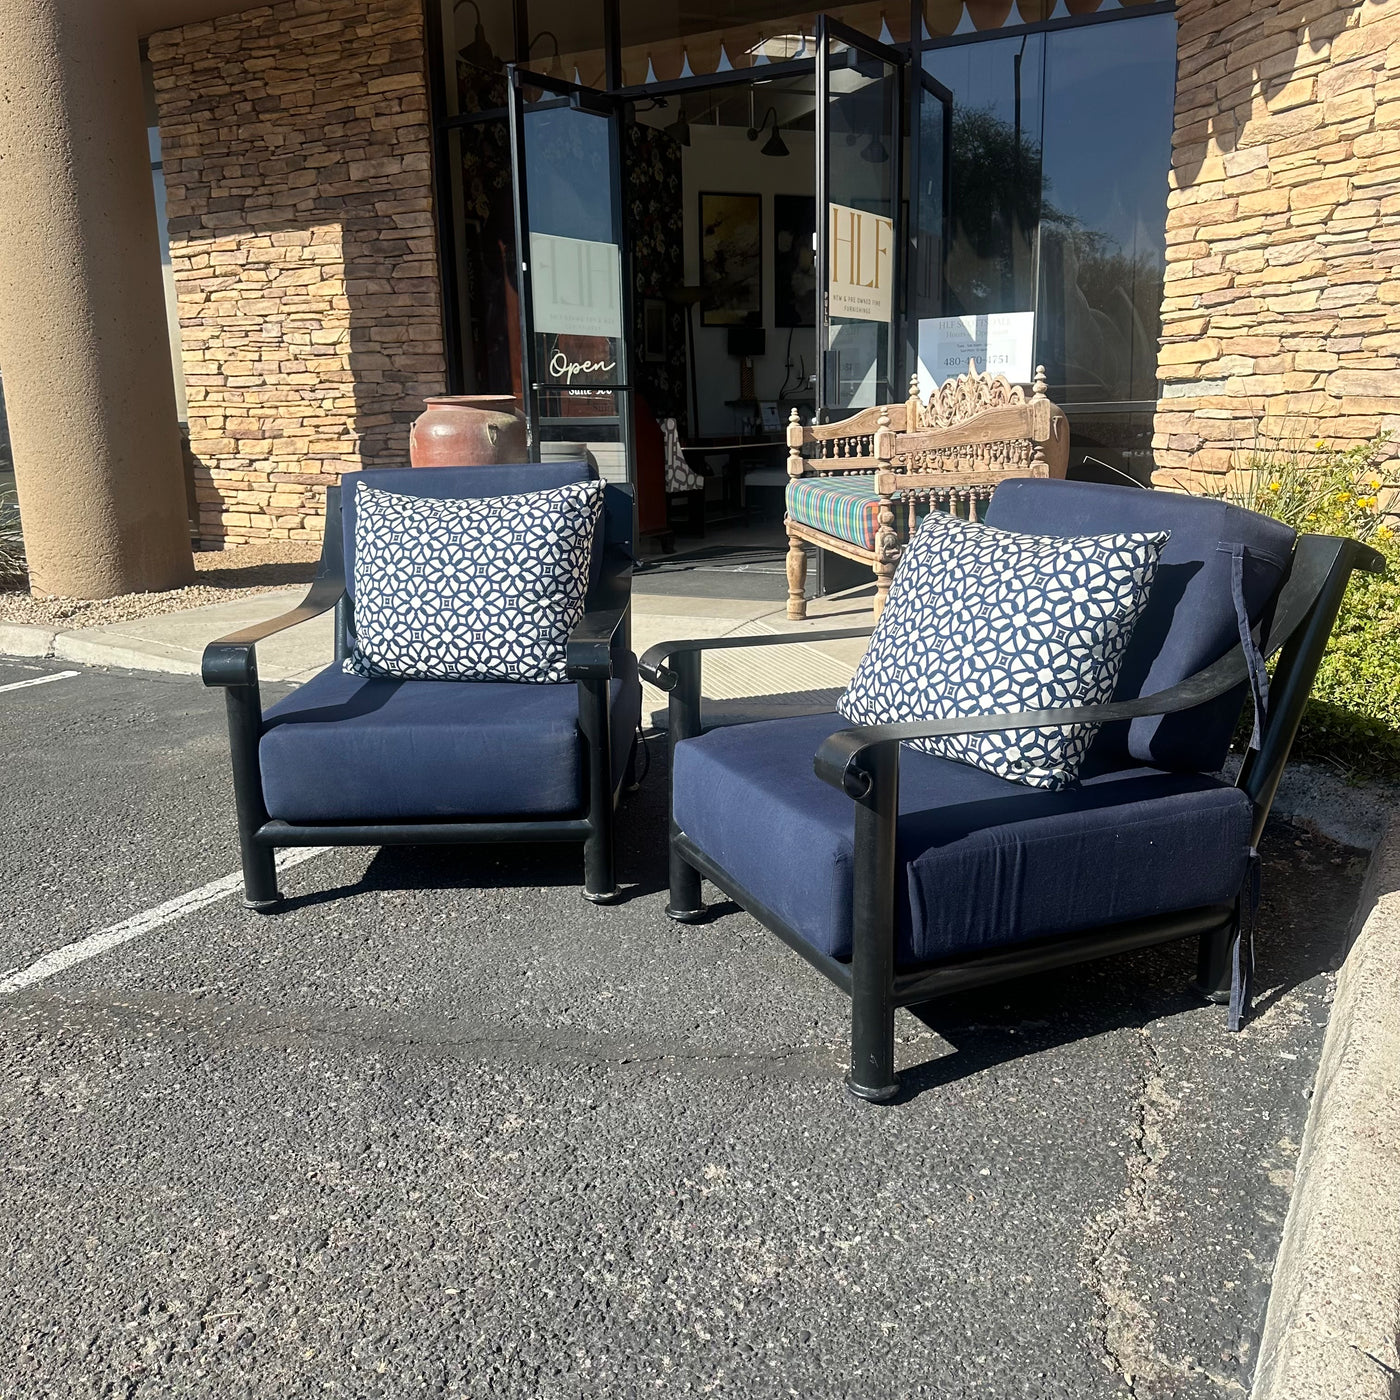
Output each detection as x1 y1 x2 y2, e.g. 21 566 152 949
526 28 562 75
748 107 789 158
455 0 501 72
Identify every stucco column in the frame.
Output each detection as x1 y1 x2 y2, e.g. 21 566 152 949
0 0 192 598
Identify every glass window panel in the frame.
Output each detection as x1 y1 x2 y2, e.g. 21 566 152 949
1036 13 1173 413
521 0 607 88
922 1 1130 41
619 1 909 85
448 121 520 395
446 0 514 117
924 34 1044 323
824 35 901 412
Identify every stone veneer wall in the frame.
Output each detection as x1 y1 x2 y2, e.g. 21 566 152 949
1154 0 1400 488
148 0 446 546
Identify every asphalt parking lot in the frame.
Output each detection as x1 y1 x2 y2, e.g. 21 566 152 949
0 657 1367 1399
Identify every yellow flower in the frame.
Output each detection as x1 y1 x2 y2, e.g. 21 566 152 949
1379 526 1394 541
1371 478 1383 490
1268 481 1281 492
1339 492 1352 503
1316 440 1326 449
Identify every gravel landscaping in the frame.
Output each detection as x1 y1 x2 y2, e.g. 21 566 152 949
0 540 318 630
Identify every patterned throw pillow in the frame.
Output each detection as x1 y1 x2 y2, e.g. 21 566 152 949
345 479 604 684
837 511 1167 790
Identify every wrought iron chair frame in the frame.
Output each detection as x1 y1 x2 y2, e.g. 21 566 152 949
642 532 1383 1103
202 482 637 908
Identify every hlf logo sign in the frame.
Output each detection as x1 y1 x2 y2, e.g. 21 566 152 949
828 203 894 324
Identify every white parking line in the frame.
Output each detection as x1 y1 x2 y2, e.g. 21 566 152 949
0 847 331 995
0 670 80 694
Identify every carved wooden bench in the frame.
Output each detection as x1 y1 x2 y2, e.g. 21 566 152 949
784 364 1070 620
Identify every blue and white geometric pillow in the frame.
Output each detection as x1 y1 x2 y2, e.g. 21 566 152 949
837 512 1167 790
345 479 604 684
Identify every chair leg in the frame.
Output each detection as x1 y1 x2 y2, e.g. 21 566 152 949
583 820 618 904
786 531 808 620
873 558 894 620
240 841 281 913
1194 920 1236 1005
848 985 898 1104
847 741 900 1102
666 830 705 922
579 678 620 903
224 685 281 911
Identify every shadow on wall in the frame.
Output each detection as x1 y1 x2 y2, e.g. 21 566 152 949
1170 1 1363 187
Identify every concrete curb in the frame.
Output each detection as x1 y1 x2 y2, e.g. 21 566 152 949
1253 819 1400 1399
0 622 56 657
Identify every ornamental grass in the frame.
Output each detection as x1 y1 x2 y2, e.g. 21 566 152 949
1220 426 1400 778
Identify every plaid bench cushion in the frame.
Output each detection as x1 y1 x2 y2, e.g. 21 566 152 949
786 476 882 552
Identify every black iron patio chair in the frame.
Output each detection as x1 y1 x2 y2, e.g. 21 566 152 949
641 478 1383 1102
203 462 641 907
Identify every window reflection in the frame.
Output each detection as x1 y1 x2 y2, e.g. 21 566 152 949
450 122 519 395
924 12 1172 479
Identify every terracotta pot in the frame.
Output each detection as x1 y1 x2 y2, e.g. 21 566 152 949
409 395 528 467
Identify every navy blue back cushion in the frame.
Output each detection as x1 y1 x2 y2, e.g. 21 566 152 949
341 462 594 598
984 479 1296 773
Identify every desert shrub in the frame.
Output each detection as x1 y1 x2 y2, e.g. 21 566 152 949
0 493 24 588
1219 429 1400 777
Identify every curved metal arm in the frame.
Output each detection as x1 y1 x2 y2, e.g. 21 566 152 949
639 627 875 690
815 646 1252 798
566 549 633 680
815 533 1384 800
202 574 345 689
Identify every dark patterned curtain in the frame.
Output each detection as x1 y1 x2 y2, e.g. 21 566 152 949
625 120 688 437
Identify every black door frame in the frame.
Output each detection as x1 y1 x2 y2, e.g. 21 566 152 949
506 66 636 484
815 14 907 423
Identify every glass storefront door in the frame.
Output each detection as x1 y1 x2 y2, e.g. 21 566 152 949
507 69 635 483
815 16 904 421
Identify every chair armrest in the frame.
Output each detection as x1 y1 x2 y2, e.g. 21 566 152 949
638 627 874 690
814 532 1387 799
814 644 1251 798
201 574 344 688
566 549 633 680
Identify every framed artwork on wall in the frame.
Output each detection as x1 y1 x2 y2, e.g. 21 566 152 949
699 191 762 327
773 194 817 329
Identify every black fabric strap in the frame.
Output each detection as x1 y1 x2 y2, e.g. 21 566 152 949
1230 542 1270 751
1227 848 1261 1032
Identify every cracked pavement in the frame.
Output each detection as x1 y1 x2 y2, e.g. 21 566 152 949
0 659 1367 1398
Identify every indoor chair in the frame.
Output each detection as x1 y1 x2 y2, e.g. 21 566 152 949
203 462 641 907
643 478 1382 1102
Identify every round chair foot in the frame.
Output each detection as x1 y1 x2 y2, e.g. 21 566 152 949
583 887 621 905
666 905 706 924
844 1073 899 1104
243 896 282 914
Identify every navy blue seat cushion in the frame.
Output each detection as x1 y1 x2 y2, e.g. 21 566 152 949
984 479 1295 773
341 462 598 599
673 712 1253 966
259 656 641 822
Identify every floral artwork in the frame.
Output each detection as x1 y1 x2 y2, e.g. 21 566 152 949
699 192 762 327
